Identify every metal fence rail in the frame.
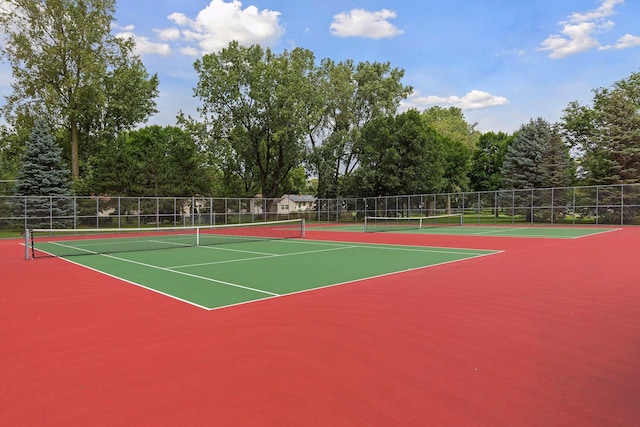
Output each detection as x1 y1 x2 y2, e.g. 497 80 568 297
2 183 639 232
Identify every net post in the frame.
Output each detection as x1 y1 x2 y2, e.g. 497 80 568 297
196 226 200 246
363 216 368 233
301 218 305 238
24 229 30 260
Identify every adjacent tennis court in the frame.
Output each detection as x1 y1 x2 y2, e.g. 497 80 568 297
313 214 619 238
28 220 498 309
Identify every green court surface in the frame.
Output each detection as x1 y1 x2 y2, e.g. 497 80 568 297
37 239 498 310
311 224 620 238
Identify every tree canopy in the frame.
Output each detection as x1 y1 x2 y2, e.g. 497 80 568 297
190 42 318 200
501 117 572 190
78 126 213 197
469 131 513 191
1 2 637 200
346 109 443 197
308 59 412 198
14 118 73 227
562 70 640 184
0 0 159 179
15 118 72 197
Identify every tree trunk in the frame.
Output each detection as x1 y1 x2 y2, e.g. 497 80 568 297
70 119 79 179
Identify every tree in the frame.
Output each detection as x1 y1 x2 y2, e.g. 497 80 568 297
421 106 480 149
79 126 213 197
308 59 412 198
469 131 513 191
562 70 640 184
440 137 471 194
191 41 319 200
540 128 574 188
421 106 479 210
14 118 73 227
0 125 24 192
501 118 572 220
502 118 550 190
0 0 159 179
346 110 443 198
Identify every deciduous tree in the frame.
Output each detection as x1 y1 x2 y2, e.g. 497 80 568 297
191 42 319 200
0 0 159 179
309 59 412 198
346 110 443 197
469 131 513 191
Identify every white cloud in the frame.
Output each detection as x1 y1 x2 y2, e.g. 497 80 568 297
164 0 284 55
569 0 623 22
114 24 135 32
155 27 181 42
115 31 172 56
539 21 604 58
330 9 403 39
615 33 640 49
403 90 509 111
180 46 201 57
539 0 638 58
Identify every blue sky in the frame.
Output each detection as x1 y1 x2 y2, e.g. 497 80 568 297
3 0 640 133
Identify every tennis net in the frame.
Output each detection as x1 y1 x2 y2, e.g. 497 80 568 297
26 218 305 259
364 213 462 232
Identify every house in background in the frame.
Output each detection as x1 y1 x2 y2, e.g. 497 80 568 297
276 194 317 214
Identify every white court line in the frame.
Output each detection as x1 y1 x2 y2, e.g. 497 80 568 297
42 238 503 311
46 241 279 297
169 241 490 270
569 227 622 239
203 250 503 311
198 245 278 256
470 227 621 239
168 245 359 269
471 228 523 235
272 237 499 254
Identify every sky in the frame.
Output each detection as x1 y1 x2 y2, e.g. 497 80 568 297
2 0 640 133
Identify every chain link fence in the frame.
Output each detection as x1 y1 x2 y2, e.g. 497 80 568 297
2 184 639 234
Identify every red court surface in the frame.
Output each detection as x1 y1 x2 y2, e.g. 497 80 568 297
1 227 639 426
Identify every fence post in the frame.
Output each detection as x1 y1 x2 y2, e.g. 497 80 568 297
596 187 599 225
572 188 576 225
551 187 555 225
24 228 30 260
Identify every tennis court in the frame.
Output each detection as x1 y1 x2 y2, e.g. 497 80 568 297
313 214 619 238
27 220 498 309
3 220 640 426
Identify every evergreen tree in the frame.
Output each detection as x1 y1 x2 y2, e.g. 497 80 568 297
501 118 572 220
15 118 73 228
562 70 640 184
540 127 574 188
501 118 550 190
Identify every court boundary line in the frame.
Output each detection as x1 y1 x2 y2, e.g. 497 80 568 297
43 254 213 310
413 226 622 239
34 239 503 311
569 227 622 239
46 240 280 297
202 249 503 311
168 241 489 270
168 244 359 269
307 224 621 239
275 237 499 254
